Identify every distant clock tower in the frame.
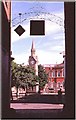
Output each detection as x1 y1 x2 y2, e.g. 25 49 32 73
28 40 38 76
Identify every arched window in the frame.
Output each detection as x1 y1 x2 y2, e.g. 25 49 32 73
57 71 60 77
52 71 55 77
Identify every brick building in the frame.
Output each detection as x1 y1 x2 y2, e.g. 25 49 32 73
43 62 64 92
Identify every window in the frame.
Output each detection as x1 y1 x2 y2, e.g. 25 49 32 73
62 69 64 77
52 71 55 77
57 71 60 77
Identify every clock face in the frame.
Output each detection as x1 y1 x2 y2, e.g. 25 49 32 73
30 60 35 65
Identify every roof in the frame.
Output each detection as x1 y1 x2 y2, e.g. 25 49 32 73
42 64 55 67
43 63 64 68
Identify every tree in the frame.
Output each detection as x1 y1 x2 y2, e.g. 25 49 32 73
11 62 37 94
11 62 48 94
19 65 36 90
11 61 20 87
38 64 48 90
11 61 20 96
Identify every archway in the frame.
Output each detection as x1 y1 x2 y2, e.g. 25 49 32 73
10 0 65 115
1 1 75 119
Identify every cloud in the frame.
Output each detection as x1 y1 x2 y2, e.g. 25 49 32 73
36 49 63 64
11 11 64 65
51 45 64 52
12 52 30 65
55 12 64 21
12 47 64 65
11 22 30 43
54 34 65 40
45 21 61 36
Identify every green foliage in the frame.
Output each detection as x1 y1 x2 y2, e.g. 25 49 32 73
11 62 48 91
11 61 19 87
11 62 36 89
38 64 48 89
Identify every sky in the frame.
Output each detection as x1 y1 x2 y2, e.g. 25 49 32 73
11 1 65 65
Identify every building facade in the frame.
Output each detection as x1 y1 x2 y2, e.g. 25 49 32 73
43 62 64 91
28 41 64 92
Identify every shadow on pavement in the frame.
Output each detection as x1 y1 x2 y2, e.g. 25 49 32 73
11 93 65 104
9 93 65 119
7 107 66 119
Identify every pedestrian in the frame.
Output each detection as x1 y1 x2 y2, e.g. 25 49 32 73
11 90 13 100
58 88 62 103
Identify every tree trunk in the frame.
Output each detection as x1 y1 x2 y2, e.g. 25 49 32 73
16 86 18 98
25 87 26 95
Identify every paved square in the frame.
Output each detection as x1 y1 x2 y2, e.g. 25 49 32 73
10 103 63 109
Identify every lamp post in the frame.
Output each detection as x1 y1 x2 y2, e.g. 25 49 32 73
54 64 57 93
60 51 65 89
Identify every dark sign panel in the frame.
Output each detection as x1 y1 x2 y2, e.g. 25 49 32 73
30 20 45 35
14 25 25 36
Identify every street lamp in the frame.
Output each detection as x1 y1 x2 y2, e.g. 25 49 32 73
60 51 65 89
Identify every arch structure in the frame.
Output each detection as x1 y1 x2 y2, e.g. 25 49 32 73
12 4 64 28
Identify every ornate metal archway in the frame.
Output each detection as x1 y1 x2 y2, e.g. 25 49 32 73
12 4 64 28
